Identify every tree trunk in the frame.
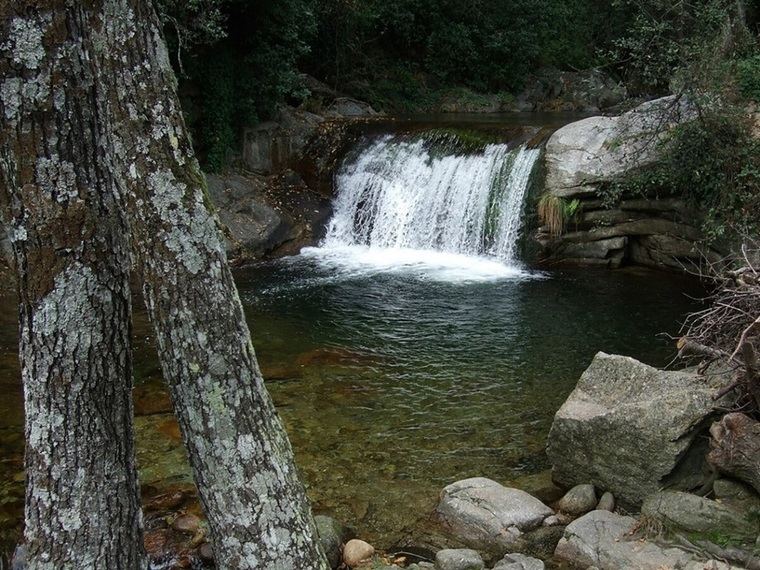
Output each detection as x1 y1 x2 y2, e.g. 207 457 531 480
0 5 146 569
708 413 760 494
91 1 329 568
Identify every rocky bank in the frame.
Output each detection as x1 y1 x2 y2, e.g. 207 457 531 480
536 95 724 270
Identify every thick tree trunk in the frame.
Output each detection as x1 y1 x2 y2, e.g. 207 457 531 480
0 5 146 569
91 2 329 568
708 413 760 494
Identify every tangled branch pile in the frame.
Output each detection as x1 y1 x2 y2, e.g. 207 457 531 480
678 243 760 416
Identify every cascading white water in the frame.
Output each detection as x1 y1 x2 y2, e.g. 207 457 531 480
322 134 540 266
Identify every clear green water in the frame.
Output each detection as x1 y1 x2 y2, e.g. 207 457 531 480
0 259 702 553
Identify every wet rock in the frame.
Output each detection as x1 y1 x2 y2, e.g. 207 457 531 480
143 490 188 513
343 539 374 567
172 513 201 534
555 510 695 569
436 478 553 552
547 352 730 506
315 515 350 569
596 491 615 512
641 491 756 539
133 384 173 416
198 543 214 563
434 548 484 570
493 553 545 570
557 484 597 516
143 529 172 559
507 526 565 561
407 564 435 570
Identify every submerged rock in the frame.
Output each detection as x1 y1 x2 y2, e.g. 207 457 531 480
434 548 484 570
436 478 553 552
557 484 597 516
547 352 729 506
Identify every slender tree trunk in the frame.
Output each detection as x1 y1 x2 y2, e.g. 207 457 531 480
0 5 146 569
91 2 329 568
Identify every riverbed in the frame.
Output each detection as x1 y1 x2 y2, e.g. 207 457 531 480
0 255 702 553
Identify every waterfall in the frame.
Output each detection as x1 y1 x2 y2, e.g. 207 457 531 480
322 133 540 266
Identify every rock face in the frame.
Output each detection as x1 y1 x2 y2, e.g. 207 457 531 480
434 549 484 570
206 174 293 258
641 491 756 539
545 96 693 197
516 68 628 113
537 96 719 270
554 510 738 570
205 172 331 261
436 478 553 552
547 352 729 506
241 81 378 175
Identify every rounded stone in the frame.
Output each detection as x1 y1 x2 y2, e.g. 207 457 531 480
597 491 615 512
172 513 201 534
198 543 214 562
343 539 374 567
557 484 597 516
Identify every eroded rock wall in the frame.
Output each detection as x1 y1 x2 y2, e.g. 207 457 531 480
537 96 721 270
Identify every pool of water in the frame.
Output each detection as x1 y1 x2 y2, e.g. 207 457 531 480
0 251 703 554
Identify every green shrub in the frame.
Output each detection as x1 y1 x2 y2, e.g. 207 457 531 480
737 55 760 101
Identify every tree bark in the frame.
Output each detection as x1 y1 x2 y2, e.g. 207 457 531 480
0 4 146 569
90 1 329 568
708 413 760 495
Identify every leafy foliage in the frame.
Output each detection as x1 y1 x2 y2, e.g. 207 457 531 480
737 55 760 100
160 0 316 171
603 112 760 241
538 195 582 237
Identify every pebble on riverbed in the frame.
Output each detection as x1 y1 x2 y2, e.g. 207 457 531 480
343 539 375 567
557 484 597 516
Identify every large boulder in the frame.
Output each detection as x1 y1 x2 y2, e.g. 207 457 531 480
547 352 729 506
544 95 695 197
554 510 740 570
436 478 553 552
